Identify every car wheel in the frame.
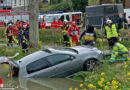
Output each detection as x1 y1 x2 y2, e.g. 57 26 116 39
84 59 97 71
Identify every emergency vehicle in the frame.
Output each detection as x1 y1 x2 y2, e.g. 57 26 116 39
44 12 83 29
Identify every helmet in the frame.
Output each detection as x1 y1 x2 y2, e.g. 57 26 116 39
106 20 112 24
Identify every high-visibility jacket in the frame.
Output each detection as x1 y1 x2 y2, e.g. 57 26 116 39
13 26 18 36
105 24 118 39
40 21 46 29
68 25 80 36
57 20 64 29
111 43 128 59
6 27 13 36
51 20 58 29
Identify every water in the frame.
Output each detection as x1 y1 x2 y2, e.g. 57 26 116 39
0 64 81 90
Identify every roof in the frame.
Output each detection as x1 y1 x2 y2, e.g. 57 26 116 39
86 4 123 8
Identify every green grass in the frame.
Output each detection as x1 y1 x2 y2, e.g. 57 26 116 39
72 61 130 89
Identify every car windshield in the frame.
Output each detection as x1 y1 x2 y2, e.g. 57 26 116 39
44 15 60 23
58 48 78 54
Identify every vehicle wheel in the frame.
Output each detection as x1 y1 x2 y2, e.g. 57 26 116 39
84 59 97 71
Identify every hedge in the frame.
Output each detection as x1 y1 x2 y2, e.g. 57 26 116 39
0 28 129 50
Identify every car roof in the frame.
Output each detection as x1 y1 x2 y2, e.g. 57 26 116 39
17 48 77 66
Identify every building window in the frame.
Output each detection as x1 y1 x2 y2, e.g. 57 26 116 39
19 0 21 5
14 0 16 6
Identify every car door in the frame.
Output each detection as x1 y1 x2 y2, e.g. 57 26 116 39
26 58 55 78
46 54 82 78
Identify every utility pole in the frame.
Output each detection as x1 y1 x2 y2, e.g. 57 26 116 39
28 0 39 48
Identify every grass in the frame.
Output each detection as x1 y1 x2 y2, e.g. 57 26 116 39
72 61 130 89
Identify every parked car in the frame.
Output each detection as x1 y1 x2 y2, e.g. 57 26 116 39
0 46 103 78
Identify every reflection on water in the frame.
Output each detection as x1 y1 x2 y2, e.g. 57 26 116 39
0 64 81 90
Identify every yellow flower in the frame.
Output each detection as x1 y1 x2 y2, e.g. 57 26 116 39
104 86 109 90
106 82 110 85
101 72 105 76
128 58 130 61
98 89 102 90
124 62 128 68
128 73 130 76
88 84 96 88
127 78 130 80
83 89 87 90
80 83 83 87
69 88 73 90
100 78 105 82
118 89 121 90
112 80 118 85
98 81 103 87
74 88 78 90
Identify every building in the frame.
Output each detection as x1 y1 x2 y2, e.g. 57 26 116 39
0 0 29 12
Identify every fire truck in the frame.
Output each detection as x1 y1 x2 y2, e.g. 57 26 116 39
43 12 83 29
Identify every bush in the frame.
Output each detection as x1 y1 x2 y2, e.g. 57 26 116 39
40 2 71 13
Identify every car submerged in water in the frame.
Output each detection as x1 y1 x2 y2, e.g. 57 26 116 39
0 46 103 78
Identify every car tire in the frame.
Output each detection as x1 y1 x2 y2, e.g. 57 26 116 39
83 59 97 71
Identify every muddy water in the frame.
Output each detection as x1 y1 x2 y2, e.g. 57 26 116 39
0 64 81 90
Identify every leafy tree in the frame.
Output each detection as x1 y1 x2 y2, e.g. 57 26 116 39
50 0 62 5
71 0 88 12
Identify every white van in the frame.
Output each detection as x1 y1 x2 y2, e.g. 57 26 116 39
44 12 83 28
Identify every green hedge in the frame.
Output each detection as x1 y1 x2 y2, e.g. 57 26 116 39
0 28 129 50
0 27 6 39
39 29 63 45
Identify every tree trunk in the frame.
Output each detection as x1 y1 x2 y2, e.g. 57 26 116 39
28 0 39 47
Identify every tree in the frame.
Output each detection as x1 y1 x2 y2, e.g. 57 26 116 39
71 0 88 12
28 0 39 47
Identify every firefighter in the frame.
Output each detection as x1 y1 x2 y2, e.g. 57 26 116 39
57 18 64 30
105 20 118 49
6 24 13 47
21 28 29 53
17 24 23 46
51 18 58 29
79 25 96 46
103 16 110 28
12 24 18 44
62 20 70 46
109 40 129 62
25 24 30 35
40 19 46 29
0 20 4 27
116 13 127 32
68 21 80 46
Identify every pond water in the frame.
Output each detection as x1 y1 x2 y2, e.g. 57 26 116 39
0 64 81 90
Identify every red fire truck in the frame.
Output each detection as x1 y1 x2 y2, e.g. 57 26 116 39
44 12 83 29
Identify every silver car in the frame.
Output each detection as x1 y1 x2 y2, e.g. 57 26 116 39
0 46 103 78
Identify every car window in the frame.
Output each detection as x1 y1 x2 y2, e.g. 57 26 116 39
27 58 49 74
66 15 70 21
60 15 64 22
46 54 71 66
